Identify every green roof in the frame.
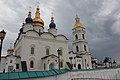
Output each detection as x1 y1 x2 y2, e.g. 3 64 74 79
19 72 29 79
0 69 69 79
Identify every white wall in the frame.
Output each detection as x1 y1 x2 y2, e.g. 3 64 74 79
15 31 69 71
21 68 120 80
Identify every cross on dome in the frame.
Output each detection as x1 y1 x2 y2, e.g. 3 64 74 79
37 2 40 8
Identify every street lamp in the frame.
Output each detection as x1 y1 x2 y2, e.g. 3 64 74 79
0 29 6 61
57 49 61 70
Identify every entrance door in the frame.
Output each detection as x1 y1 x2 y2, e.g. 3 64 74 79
78 64 81 69
8 66 13 72
21 61 27 72
49 63 55 70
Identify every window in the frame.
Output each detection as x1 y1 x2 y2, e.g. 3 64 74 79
59 50 62 56
82 34 85 39
8 66 13 72
76 46 79 52
10 60 12 63
16 64 19 69
44 63 46 70
46 48 49 55
31 47 34 54
74 64 76 67
84 45 87 51
49 63 55 69
60 61 63 67
39 29 41 33
30 61 34 68
75 34 78 40
58 47 63 56
69 57 73 60
77 60 81 62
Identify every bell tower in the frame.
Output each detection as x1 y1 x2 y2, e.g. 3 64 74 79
72 15 89 54
72 15 92 69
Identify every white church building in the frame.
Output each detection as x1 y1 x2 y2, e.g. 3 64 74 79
0 5 96 72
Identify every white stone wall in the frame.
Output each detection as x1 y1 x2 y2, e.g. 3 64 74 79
14 30 69 71
33 26 44 33
48 28 57 35
23 24 33 32
20 68 120 80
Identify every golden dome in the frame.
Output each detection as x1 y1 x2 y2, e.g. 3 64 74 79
7 48 14 52
73 15 85 29
33 6 44 27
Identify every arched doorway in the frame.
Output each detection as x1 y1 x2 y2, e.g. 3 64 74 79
78 64 81 69
49 62 55 70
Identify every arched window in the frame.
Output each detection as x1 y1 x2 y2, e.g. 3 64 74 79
78 64 81 69
76 46 79 52
59 50 62 56
10 60 12 63
46 48 49 55
75 34 78 40
49 63 55 70
30 61 34 68
82 34 85 39
60 61 63 67
39 29 41 33
31 47 34 54
84 45 87 51
44 63 46 70
58 47 63 56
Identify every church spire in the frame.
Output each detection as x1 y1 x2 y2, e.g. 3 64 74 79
33 2 44 27
48 12 57 35
75 15 79 22
49 12 56 29
51 12 54 22
73 14 84 29
7 43 14 54
28 6 32 17
25 6 33 24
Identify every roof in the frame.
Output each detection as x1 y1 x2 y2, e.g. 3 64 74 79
1 55 21 58
41 54 58 59
0 69 69 80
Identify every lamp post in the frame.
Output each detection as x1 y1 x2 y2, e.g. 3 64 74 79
0 29 6 61
57 49 61 70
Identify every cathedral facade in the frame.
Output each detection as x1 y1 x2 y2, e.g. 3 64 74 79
0 5 94 72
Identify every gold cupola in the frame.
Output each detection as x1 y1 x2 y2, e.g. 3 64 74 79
7 47 14 53
7 43 14 55
73 15 85 29
33 5 44 27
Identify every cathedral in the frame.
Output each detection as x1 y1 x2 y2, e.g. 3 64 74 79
0 5 96 72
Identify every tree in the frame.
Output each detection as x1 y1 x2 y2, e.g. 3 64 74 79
103 57 109 68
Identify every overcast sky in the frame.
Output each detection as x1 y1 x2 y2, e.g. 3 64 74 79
0 0 120 63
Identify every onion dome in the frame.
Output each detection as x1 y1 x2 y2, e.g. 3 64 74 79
19 28 23 33
25 11 33 24
33 5 44 27
49 16 56 28
7 47 14 53
74 15 85 29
